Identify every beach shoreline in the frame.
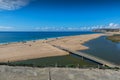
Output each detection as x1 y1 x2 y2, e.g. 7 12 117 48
0 33 104 62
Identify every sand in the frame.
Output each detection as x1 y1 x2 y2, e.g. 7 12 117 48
0 33 104 62
48 34 104 51
0 40 69 62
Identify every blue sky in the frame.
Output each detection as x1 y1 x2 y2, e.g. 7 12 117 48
0 0 120 31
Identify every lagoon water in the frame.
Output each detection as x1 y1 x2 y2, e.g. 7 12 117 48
81 36 120 65
0 31 96 44
0 31 98 67
1 31 120 66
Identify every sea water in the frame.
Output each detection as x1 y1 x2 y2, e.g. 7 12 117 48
0 31 97 44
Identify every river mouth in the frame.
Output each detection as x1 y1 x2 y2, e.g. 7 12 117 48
80 36 120 65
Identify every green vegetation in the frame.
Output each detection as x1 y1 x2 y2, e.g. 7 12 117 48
0 55 100 68
107 34 120 42
0 54 118 69
10 55 98 67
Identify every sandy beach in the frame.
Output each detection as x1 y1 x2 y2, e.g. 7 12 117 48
48 34 104 51
0 33 104 62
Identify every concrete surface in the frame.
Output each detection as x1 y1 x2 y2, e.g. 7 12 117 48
0 66 120 80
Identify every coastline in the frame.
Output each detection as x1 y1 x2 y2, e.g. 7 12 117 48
0 32 98 46
48 33 104 51
0 33 104 62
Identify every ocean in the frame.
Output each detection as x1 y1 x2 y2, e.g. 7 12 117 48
0 31 97 44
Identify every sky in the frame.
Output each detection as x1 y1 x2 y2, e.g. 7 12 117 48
0 0 120 31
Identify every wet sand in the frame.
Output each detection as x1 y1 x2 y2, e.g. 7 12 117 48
0 33 104 62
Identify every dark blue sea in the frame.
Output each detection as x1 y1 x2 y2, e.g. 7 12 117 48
0 31 97 44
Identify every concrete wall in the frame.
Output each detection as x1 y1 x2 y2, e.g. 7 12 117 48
0 65 120 80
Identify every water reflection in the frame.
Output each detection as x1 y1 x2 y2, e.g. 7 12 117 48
116 43 120 50
81 36 120 65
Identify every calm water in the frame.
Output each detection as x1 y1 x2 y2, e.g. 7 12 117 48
0 31 100 67
10 54 97 67
0 31 96 44
81 36 120 65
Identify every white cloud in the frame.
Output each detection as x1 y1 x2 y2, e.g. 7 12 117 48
35 27 82 31
109 23 119 28
109 23 114 27
0 26 13 30
35 26 93 31
35 23 120 31
90 23 120 30
0 0 33 10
